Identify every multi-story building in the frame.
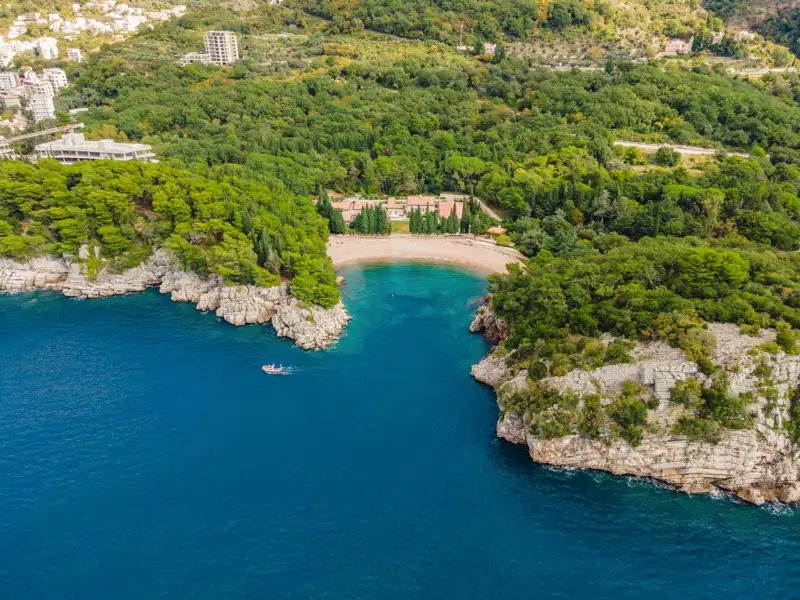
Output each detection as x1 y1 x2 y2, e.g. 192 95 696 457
204 31 239 66
0 72 20 90
22 75 54 100
36 37 59 59
67 48 83 63
43 68 68 92
35 133 156 163
29 95 55 122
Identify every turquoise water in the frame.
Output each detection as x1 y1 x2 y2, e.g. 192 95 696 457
2 263 800 599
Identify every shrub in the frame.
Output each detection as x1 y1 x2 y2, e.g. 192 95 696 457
654 146 681 166
672 417 723 443
608 394 648 446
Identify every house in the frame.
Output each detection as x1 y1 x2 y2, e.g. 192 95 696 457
484 42 497 56
437 201 463 220
663 38 692 56
486 226 507 236
330 201 354 212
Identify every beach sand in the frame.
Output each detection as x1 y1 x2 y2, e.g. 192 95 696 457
327 235 524 275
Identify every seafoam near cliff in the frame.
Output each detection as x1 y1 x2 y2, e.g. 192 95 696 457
0 251 350 350
470 305 800 505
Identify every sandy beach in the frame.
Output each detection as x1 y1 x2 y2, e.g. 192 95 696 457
327 235 524 275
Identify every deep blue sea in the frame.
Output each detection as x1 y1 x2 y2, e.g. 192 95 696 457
2 263 800 599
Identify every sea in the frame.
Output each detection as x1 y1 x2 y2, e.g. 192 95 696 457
2 263 800 599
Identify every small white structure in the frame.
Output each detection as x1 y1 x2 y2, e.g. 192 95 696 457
178 51 210 66
67 48 83 63
43 68 68 92
204 30 239 66
0 72 19 91
29 95 55 122
484 42 497 56
35 133 156 163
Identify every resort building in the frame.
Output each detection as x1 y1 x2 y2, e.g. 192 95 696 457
0 71 19 90
204 31 239 66
385 199 405 220
35 133 156 163
29 95 55 122
405 195 436 216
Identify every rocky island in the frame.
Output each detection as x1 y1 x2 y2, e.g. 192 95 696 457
471 301 800 505
0 250 350 350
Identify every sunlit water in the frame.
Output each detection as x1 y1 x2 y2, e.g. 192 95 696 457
2 264 800 599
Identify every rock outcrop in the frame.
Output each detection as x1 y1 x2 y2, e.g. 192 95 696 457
471 306 800 505
0 251 351 350
469 295 508 342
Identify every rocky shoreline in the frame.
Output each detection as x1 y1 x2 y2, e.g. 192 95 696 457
0 251 351 350
470 301 800 505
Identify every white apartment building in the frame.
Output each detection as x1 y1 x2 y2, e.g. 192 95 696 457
29 95 55 122
204 31 239 66
23 76 54 100
0 72 19 90
44 68 68 92
35 133 156 163
36 37 59 59
67 48 83 63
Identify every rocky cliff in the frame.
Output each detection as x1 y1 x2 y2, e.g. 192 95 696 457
471 306 800 505
0 251 350 350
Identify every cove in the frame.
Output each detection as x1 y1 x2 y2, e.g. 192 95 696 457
2 263 800 599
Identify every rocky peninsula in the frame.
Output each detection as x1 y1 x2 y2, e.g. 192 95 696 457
470 302 800 505
0 251 350 350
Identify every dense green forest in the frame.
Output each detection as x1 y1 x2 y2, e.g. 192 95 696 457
0 160 339 306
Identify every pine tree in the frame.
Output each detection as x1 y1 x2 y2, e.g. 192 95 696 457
461 204 471 233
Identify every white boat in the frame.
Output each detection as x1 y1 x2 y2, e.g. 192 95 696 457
262 364 285 375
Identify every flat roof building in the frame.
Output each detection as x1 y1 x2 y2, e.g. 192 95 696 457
204 30 239 66
35 133 156 163
0 71 19 90
29 95 55 122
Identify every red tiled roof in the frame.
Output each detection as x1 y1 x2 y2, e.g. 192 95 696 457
331 201 353 211
406 195 436 206
438 201 463 219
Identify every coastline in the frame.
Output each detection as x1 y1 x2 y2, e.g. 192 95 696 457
328 235 524 275
470 303 800 506
0 251 351 350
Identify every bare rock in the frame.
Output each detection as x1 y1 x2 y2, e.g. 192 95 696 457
469 298 508 342
471 353 510 387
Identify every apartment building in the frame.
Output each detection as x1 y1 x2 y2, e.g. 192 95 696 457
43 68 68 92
29 95 55 122
67 48 83 63
0 71 19 90
204 30 239 66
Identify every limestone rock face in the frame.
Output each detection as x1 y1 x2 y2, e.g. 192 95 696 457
0 257 68 292
471 353 510 387
471 314 800 505
469 297 508 342
0 251 350 350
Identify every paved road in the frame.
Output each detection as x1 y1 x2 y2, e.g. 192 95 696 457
614 140 750 158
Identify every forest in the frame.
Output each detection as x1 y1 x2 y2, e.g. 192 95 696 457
0 160 340 307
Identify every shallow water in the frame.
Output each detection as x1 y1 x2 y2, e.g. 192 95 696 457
2 263 800 599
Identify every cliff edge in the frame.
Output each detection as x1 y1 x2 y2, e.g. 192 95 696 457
471 305 800 505
0 251 350 350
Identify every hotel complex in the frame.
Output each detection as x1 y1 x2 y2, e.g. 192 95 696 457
34 133 156 164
